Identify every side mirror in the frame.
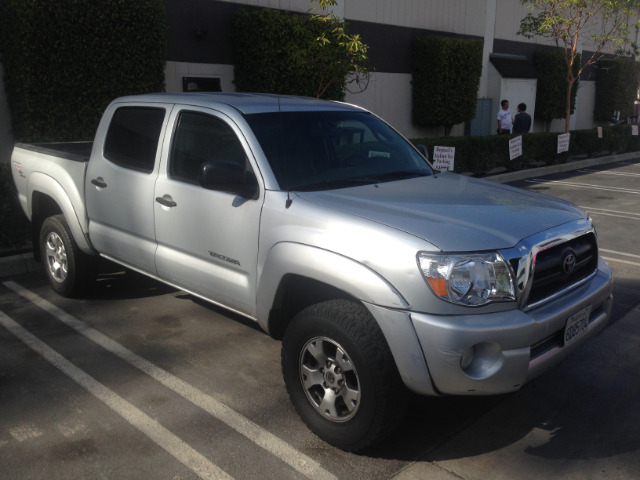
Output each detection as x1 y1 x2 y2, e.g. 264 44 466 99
199 161 259 199
415 144 429 161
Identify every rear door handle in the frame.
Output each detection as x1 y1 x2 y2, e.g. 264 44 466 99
91 178 107 188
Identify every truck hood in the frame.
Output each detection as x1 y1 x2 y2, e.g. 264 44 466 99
296 172 586 251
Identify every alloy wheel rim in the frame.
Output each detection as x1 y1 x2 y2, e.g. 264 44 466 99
298 336 360 422
45 232 68 283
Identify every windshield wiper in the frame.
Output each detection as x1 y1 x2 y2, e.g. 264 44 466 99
290 171 431 192
290 178 379 191
363 170 432 181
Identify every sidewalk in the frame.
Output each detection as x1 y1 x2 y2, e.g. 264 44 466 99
1 150 638 279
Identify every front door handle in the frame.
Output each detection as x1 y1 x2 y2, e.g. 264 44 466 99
91 178 107 188
155 196 177 208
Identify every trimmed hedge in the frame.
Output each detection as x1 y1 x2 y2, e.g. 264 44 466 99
0 0 166 142
231 8 348 100
411 36 483 134
412 124 638 176
533 49 579 124
594 58 640 122
0 164 30 251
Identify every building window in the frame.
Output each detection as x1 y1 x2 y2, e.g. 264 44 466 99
182 77 222 92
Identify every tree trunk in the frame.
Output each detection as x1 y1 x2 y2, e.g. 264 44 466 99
565 80 573 133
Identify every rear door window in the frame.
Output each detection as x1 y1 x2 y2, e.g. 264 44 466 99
104 107 166 173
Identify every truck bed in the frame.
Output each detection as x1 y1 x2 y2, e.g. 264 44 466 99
15 141 93 162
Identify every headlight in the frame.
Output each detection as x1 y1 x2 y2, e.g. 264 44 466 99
418 252 515 306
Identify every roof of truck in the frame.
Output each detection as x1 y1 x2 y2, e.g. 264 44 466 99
111 92 366 115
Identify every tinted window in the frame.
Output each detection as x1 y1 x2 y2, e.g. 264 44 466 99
104 107 165 173
169 111 247 185
245 111 432 191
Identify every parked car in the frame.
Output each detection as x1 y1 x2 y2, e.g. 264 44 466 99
11 93 613 450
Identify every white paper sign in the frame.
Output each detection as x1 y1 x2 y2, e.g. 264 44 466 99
597 127 603 138
632 125 639 136
509 136 523 160
557 133 570 153
433 146 455 171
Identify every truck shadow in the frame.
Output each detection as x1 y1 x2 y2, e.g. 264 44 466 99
78 257 640 465
86 261 176 300
366 303 640 463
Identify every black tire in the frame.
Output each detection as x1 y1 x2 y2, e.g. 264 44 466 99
39 215 96 297
281 299 407 451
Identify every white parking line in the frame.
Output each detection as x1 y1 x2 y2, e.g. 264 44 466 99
580 206 640 218
602 256 640 267
526 179 640 195
600 249 640 260
0 310 234 480
577 168 640 177
2 281 338 480
581 210 640 221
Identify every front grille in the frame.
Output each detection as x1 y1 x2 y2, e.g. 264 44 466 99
509 231 598 309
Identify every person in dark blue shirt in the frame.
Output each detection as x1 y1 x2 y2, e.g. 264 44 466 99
512 103 532 134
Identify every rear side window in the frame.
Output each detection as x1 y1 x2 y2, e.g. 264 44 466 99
104 107 165 173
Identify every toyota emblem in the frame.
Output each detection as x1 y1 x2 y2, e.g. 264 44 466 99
563 251 577 274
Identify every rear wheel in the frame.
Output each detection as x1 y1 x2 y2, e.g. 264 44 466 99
281 299 407 451
40 215 95 297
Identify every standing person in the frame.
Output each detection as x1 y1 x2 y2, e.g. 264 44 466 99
496 99 512 134
512 103 532 134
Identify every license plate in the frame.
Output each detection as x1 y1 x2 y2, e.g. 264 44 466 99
564 306 592 346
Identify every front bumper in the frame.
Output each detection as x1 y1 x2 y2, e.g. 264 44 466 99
408 258 613 395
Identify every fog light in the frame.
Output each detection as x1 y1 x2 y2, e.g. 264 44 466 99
460 342 504 379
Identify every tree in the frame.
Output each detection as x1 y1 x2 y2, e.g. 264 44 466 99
518 0 640 132
533 49 580 131
232 0 369 100
308 0 370 98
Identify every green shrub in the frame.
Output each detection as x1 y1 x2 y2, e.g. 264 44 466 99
410 126 640 176
594 58 640 123
533 50 579 126
0 164 30 251
231 7 367 100
411 36 483 135
0 0 166 142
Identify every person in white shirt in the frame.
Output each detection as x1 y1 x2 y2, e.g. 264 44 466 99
496 99 512 134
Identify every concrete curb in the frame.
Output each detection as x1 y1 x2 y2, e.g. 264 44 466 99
485 151 639 183
1 151 638 279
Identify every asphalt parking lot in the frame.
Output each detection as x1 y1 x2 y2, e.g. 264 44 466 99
1 156 639 480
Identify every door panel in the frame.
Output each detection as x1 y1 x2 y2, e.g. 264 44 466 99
154 108 262 316
86 104 170 273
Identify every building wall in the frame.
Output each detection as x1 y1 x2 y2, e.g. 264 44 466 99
164 0 608 139
345 0 486 35
574 81 597 131
1 0 626 164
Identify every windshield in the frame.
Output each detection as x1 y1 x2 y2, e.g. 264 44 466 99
244 111 433 191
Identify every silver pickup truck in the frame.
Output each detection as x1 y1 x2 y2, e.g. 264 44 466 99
11 92 613 451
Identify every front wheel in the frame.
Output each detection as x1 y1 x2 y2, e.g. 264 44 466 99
281 299 407 451
40 215 95 297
